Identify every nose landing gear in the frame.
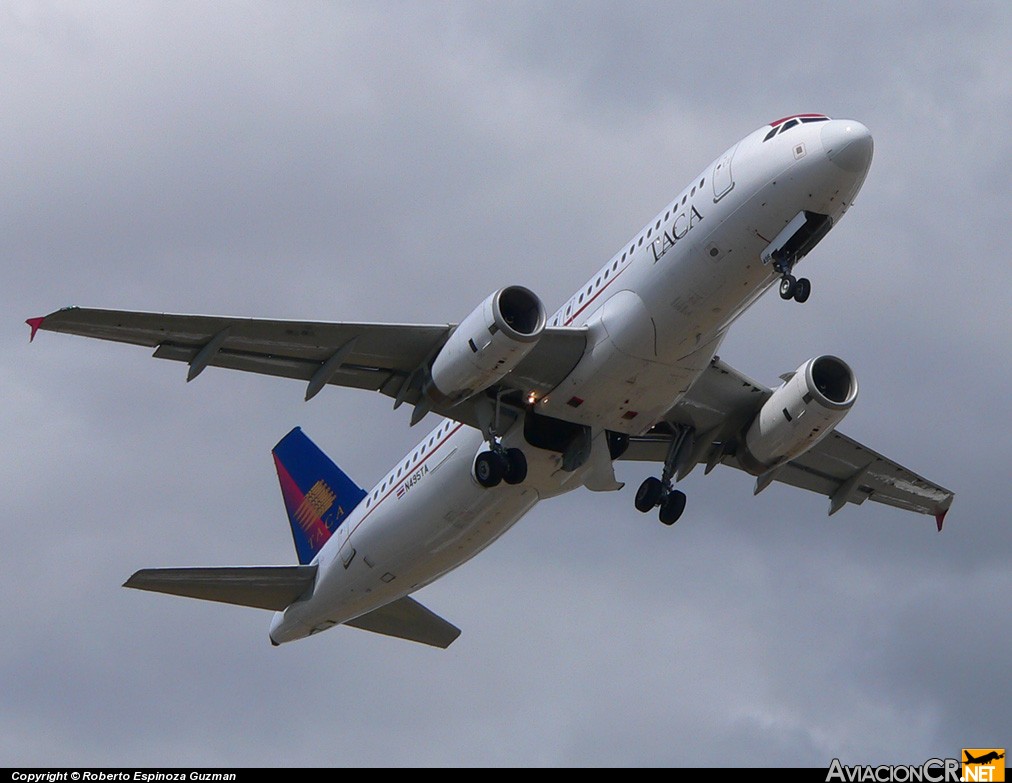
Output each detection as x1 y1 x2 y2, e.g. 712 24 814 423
778 273 811 303
774 254 811 303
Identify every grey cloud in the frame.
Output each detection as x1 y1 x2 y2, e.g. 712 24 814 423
3 0 1008 767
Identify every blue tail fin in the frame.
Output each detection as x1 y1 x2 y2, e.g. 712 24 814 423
272 427 367 565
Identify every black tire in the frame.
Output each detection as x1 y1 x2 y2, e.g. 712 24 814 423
779 275 796 300
503 448 528 485
659 490 687 526
635 477 663 512
474 451 505 488
793 277 811 303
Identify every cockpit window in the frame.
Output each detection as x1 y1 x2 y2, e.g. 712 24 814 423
763 113 831 142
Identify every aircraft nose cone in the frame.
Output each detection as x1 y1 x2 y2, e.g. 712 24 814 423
821 120 874 173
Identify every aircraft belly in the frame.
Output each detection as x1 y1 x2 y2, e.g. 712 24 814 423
544 208 756 433
285 425 543 634
645 206 771 360
541 339 722 435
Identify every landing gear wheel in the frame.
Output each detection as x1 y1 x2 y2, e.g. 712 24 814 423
779 274 797 300
474 451 506 488
793 277 811 303
658 490 687 526
635 477 663 512
502 448 528 485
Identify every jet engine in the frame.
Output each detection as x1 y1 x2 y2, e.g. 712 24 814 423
430 286 547 403
740 355 858 473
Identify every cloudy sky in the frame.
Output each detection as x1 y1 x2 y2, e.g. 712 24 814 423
3 1 1009 767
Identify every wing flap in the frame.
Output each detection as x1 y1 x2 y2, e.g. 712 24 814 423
124 565 318 610
344 596 461 649
152 343 395 393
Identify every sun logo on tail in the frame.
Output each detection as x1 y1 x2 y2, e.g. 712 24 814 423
295 480 336 532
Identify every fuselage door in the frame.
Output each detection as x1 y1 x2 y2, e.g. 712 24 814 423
712 144 737 202
336 521 355 568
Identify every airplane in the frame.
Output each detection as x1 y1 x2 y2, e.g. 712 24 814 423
965 751 1005 765
28 113 955 648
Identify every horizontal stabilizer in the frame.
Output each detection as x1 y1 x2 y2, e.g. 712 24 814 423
124 565 318 610
345 596 461 649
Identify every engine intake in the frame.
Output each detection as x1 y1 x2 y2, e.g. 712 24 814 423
430 286 547 403
740 355 858 473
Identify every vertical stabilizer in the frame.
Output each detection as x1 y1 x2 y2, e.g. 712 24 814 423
272 427 366 565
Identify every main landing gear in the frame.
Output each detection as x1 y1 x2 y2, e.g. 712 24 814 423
475 446 527 488
635 425 693 526
773 254 811 303
473 392 527 488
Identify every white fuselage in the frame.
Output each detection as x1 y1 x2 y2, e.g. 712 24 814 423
270 117 873 644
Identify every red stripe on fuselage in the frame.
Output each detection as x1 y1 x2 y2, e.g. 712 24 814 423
562 264 627 326
349 422 466 535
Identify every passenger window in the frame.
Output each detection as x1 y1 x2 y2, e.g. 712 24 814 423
699 178 704 188
665 211 670 221
655 220 661 230
647 228 652 238
638 236 643 246
629 245 634 255
691 186 696 196
681 195 686 205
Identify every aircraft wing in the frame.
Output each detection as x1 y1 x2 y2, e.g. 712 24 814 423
30 307 588 428
620 357 955 527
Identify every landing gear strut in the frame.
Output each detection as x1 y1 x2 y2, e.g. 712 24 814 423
473 393 527 488
773 255 811 303
634 425 693 526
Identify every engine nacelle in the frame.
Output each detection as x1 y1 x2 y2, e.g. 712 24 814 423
430 286 547 403
740 355 858 473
